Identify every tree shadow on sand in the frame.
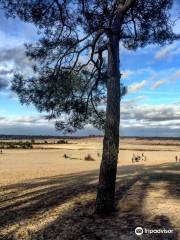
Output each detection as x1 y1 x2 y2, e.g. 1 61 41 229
0 163 179 240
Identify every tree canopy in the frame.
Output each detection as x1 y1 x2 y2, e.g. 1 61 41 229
0 0 175 133
1 0 179 214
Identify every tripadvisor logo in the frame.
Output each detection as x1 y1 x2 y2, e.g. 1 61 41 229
135 227 143 236
135 226 174 235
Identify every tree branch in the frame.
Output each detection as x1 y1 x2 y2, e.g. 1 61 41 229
118 0 136 13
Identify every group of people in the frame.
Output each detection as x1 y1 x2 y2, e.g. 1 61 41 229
132 153 180 163
132 153 147 163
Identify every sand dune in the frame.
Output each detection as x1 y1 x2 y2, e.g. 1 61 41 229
0 137 179 239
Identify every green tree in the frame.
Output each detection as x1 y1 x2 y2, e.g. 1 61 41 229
0 0 178 214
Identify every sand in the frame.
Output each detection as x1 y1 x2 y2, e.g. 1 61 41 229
0 137 179 239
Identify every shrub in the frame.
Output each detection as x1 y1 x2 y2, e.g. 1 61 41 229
6 141 33 149
57 139 68 144
19 141 33 149
84 154 95 161
7 143 17 149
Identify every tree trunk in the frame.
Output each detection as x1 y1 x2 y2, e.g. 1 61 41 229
95 34 120 214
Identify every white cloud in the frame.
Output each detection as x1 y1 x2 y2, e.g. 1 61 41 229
149 69 180 90
155 45 176 60
0 45 35 91
0 115 50 126
169 70 180 81
121 70 134 78
122 95 147 105
0 114 102 136
0 13 36 93
155 42 180 60
121 101 180 130
128 80 147 93
151 79 167 89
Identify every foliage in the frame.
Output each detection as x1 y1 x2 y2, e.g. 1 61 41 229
57 139 68 144
0 0 175 133
0 141 33 149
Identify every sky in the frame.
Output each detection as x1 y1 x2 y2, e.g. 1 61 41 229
0 2 180 137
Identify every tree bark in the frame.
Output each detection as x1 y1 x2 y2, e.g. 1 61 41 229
95 34 120 214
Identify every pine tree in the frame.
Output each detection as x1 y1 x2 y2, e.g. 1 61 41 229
0 0 177 213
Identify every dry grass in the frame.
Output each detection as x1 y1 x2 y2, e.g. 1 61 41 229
0 137 179 240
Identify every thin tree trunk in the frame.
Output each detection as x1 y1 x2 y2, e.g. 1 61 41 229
96 34 120 214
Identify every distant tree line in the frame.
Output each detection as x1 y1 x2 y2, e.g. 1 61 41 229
0 141 33 149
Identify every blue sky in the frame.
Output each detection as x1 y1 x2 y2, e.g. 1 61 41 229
0 2 180 137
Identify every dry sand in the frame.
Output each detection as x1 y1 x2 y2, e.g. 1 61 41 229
0 137 179 239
